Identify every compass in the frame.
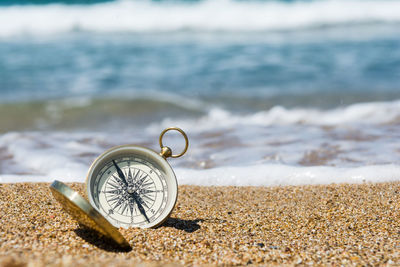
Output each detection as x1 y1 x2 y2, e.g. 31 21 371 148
86 127 189 229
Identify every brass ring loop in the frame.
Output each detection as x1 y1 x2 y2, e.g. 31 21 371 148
159 127 189 158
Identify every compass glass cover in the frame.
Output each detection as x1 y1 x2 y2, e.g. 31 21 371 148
87 146 177 228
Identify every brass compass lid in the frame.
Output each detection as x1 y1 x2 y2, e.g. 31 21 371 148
50 180 130 248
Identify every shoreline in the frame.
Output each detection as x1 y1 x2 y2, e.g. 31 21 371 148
1 182 400 266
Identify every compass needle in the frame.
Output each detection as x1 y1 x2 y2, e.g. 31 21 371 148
133 195 150 223
112 160 128 187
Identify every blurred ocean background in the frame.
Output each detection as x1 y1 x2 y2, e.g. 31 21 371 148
1 0 400 185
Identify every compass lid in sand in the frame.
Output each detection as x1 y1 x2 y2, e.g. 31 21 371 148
50 180 130 248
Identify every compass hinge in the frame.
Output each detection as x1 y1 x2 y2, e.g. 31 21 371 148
160 146 172 159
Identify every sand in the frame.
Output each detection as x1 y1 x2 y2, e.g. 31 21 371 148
1 182 400 266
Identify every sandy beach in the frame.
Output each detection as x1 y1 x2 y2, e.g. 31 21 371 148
0 182 399 266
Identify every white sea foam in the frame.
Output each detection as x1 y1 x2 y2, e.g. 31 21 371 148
152 100 400 132
1 100 400 185
2 164 400 186
0 0 400 37
175 164 400 186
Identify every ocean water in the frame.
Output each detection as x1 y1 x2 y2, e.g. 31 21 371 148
1 0 400 185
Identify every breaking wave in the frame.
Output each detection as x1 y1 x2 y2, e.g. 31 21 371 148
1 0 400 37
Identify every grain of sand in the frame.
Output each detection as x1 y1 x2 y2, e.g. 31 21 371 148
1 182 400 266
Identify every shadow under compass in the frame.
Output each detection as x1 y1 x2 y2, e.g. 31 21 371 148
74 227 132 252
162 217 204 233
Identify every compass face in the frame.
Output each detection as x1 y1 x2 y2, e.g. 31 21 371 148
86 146 178 228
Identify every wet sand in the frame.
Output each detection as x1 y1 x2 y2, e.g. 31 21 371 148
1 182 400 266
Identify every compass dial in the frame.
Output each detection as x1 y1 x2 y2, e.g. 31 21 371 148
87 146 178 228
